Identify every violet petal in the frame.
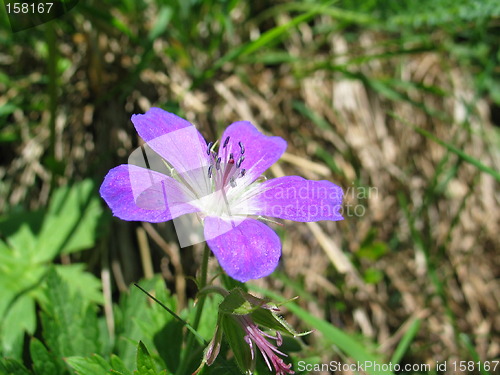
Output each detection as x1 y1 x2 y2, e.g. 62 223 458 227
99 164 199 222
219 121 286 184
247 176 344 222
131 108 211 195
204 217 282 282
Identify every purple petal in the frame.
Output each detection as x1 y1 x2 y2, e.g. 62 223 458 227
131 108 211 194
204 217 281 282
245 176 344 222
219 122 286 184
99 164 200 222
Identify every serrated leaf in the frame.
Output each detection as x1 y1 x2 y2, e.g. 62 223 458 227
3 222 38 258
110 355 133 375
35 179 104 262
1 294 36 358
55 264 104 304
0 358 32 375
40 268 100 360
135 341 159 375
250 307 299 337
66 355 111 375
115 278 160 369
30 338 65 375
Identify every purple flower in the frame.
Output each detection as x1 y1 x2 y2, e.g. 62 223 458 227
201 288 298 375
236 314 295 375
99 108 343 282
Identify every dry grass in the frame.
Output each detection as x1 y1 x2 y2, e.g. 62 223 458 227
1 4 499 374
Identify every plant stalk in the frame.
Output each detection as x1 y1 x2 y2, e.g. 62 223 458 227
177 245 210 375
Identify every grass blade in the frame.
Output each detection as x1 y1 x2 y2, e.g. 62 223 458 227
392 113 500 181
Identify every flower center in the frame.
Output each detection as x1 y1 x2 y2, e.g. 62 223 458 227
206 136 246 192
199 136 247 217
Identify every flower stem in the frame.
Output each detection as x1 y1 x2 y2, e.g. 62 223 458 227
178 245 210 375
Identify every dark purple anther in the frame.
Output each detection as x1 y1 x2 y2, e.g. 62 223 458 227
208 165 213 178
228 153 234 164
216 157 221 170
207 141 214 155
236 155 245 168
223 136 230 148
238 141 245 154
240 168 246 177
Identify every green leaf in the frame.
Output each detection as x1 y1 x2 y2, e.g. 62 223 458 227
250 306 300 338
35 179 104 262
110 355 133 375
30 338 65 375
250 286 394 375
147 6 172 41
2 222 38 258
220 316 252 375
219 289 255 316
357 242 389 261
1 294 36 358
66 355 111 375
0 358 32 375
115 278 164 369
40 268 100 360
135 341 161 375
363 268 384 284
55 264 104 304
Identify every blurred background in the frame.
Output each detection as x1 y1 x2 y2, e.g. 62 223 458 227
0 0 499 374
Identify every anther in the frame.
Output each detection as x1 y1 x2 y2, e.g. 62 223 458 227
238 141 245 154
229 177 237 187
206 141 214 155
223 136 230 148
236 155 245 168
208 165 213 178
216 157 221 170
240 168 246 177
228 153 234 164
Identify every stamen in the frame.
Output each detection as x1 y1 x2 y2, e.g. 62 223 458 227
276 331 283 346
208 165 213 178
240 168 246 177
216 157 221 170
223 136 230 148
207 141 214 155
230 177 236 187
236 155 245 168
238 141 245 154
228 153 234 164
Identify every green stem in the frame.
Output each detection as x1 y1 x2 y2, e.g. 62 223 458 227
178 245 210 375
45 22 57 161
